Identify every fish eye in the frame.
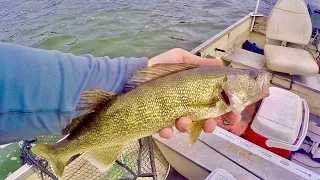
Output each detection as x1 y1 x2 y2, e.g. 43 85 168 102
249 70 259 79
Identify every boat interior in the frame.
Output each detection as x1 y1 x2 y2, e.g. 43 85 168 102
153 0 320 179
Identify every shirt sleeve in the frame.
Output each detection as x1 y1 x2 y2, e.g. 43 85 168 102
0 42 148 144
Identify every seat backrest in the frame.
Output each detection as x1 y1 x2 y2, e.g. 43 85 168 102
266 0 312 45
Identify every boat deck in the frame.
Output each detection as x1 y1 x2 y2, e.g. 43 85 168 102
153 114 320 180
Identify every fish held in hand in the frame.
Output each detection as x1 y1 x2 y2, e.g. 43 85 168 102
31 64 270 178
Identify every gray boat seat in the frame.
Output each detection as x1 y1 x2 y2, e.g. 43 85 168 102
264 0 319 76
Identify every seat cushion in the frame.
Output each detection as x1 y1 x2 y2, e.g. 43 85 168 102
266 0 312 45
265 44 319 76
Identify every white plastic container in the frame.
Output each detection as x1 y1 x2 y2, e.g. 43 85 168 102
245 87 309 158
204 168 237 180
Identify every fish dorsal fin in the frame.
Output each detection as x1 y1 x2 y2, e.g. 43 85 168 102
62 114 88 135
63 89 116 135
76 88 116 111
124 63 199 92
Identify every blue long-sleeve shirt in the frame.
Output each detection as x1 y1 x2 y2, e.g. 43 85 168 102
0 43 148 144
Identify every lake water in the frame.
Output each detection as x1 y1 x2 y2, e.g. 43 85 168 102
1 0 278 59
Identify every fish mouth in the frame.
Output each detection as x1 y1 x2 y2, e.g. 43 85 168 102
222 89 245 113
222 72 271 113
221 90 231 106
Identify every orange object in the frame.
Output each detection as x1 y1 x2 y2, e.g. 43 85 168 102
245 127 291 159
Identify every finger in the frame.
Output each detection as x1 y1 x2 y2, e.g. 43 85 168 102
159 127 174 139
176 117 192 133
224 111 242 124
182 51 223 67
203 118 218 133
214 116 223 123
230 121 248 136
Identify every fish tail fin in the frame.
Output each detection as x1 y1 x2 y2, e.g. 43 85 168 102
31 144 68 178
188 121 204 147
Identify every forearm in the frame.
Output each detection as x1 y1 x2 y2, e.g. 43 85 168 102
0 43 148 144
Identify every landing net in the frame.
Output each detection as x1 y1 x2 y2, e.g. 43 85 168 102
20 135 170 180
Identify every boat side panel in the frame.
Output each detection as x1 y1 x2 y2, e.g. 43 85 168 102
198 132 306 180
152 132 260 180
252 16 267 36
200 16 253 59
248 32 266 50
191 13 254 55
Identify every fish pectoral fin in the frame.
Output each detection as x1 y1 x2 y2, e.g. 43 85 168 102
83 145 123 173
76 88 116 111
124 63 199 92
188 121 204 147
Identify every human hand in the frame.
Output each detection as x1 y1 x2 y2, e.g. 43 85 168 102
148 48 242 139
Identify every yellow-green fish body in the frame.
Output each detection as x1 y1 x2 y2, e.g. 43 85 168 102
31 64 270 178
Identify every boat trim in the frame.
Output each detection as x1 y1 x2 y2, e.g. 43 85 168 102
250 0 261 31
5 164 34 180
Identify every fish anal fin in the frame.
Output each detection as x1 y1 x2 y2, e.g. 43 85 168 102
124 63 199 92
188 121 204 147
76 88 116 111
83 145 123 173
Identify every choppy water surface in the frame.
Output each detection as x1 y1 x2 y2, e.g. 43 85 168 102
1 0 278 58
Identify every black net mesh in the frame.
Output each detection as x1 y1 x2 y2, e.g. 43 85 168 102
20 135 170 180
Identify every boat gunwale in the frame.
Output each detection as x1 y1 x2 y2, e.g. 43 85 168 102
5 164 34 180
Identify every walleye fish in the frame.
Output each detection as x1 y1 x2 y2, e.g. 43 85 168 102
31 63 270 178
